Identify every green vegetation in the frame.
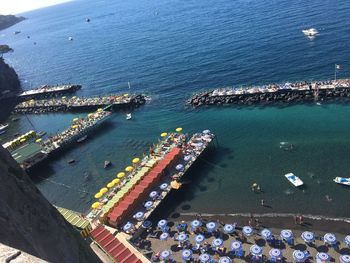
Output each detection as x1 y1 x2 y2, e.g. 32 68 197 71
0 45 13 58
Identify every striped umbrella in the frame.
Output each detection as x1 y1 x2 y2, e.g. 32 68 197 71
340 255 350 263
142 220 152 229
345 236 350 248
191 219 202 230
123 222 133 232
178 233 188 242
160 232 169 241
199 253 211 263
261 228 272 240
182 249 193 261
134 211 144 221
160 183 168 191
160 250 172 260
206 221 217 232
176 164 184 171
231 241 242 251
243 226 254 237
250 245 262 256
292 250 306 262
212 238 224 248
184 155 192 162
269 248 282 259
219 257 232 263
144 201 153 210
301 231 315 243
224 224 235 234
316 252 330 262
324 233 337 245
158 219 167 228
149 191 158 199
195 234 205 244
281 229 293 240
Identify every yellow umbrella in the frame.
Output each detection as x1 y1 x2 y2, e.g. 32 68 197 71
35 138 42 143
62 96 67 99
88 113 94 118
117 172 125 178
107 182 115 188
20 138 26 143
175 127 183 132
100 187 108 194
73 118 79 122
97 108 103 112
160 132 168 137
125 166 133 172
132 158 140 164
72 96 77 99
123 93 129 97
91 202 100 209
112 178 120 184
95 192 103 199
71 125 78 129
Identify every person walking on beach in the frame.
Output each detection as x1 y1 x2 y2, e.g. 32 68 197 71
260 199 265 207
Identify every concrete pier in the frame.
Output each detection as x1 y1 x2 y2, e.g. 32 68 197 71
18 84 81 101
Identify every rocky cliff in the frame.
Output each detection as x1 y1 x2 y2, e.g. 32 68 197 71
0 145 101 263
0 15 25 31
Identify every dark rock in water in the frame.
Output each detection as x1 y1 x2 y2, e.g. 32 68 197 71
68 159 75 164
104 160 112 168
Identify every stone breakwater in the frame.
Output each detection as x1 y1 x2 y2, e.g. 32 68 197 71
188 79 350 107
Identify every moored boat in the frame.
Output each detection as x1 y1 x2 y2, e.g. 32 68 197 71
126 113 132 120
77 135 87 143
333 177 350 186
284 173 304 187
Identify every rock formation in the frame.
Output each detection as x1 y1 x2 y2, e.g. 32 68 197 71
0 15 25 31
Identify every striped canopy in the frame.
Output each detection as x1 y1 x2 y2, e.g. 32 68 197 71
301 231 315 243
243 226 254 236
231 241 242 251
269 248 282 259
224 224 235 234
316 252 330 262
250 245 262 256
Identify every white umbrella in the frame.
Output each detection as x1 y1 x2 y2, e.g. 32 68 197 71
243 226 253 237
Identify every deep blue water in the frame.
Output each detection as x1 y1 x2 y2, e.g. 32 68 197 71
1 0 350 217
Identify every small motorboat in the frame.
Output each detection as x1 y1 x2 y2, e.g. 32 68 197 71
302 28 319 37
77 135 87 143
0 124 9 134
14 31 21 35
284 173 304 187
126 113 132 120
86 18 90 22
68 159 75 164
333 177 350 186
68 36 73 41
104 160 112 169
37 131 46 137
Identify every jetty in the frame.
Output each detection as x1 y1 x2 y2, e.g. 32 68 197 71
13 94 146 114
188 79 350 107
9 107 112 171
18 84 81 101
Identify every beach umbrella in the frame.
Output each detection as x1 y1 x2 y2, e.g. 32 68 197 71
231 240 242 251
191 219 202 230
117 172 125 178
125 166 134 172
91 202 100 209
160 183 168 191
123 222 133 232
160 132 168 137
206 221 217 232
243 226 254 237
316 252 330 262
176 164 184 171
199 253 211 263
94 192 102 199
73 118 79 122
224 224 235 234
212 238 224 248
261 228 272 240
184 155 192 162
250 245 262 256
195 234 205 244
142 220 152 229
160 232 169 241
195 142 204 148
144 201 153 210
134 211 144 221
176 127 183 132
340 255 350 263
97 108 103 112
112 178 120 184
35 138 42 143
301 231 315 243
219 257 232 263
149 191 158 199
100 187 108 194
281 229 293 240
292 250 306 262
178 233 188 242
20 138 26 143
324 233 337 245
123 93 129 97
132 157 140 164
345 236 350 248
269 248 282 260
182 249 193 261
203 130 211 134
160 250 171 260
158 219 168 228
107 182 115 188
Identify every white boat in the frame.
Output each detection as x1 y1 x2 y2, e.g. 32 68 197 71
68 36 73 41
0 124 9 132
302 28 318 37
126 113 132 120
77 135 87 143
333 177 350 186
284 173 304 187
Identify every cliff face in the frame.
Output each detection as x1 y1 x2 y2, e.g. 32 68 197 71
0 145 101 263
0 15 25 31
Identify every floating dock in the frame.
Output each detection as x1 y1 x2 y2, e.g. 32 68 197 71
18 84 81 101
188 79 350 107
13 94 146 114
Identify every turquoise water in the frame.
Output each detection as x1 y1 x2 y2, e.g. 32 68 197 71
1 0 350 217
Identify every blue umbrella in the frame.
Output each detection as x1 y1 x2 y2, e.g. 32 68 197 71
160 183 168 191
324 233 337 245
195 234 205 244
345 236 350 248
212 238 224 247
206 221 217 232
316 252 330 262
203 130 211 134
142 220 152 229
269 248 282 259
123 222 133 232
231 241 242 251
196 142 204 148
191 219 202 230
199 253 211 263
160 232 169 241
176 164 184 171
149 191 158 199
158 219 167 228
224 224 235 234
178 233 188 242
243 226 254 236
340 255 350 263
134 211 144 221
144 200 153 210
292 250 306 262
182 249 193 261
219 257 232 263
160 250 171 260
184 155 192 162
281 229 293 240
261 228 272 240
301 231 315 243
250 245 262 256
